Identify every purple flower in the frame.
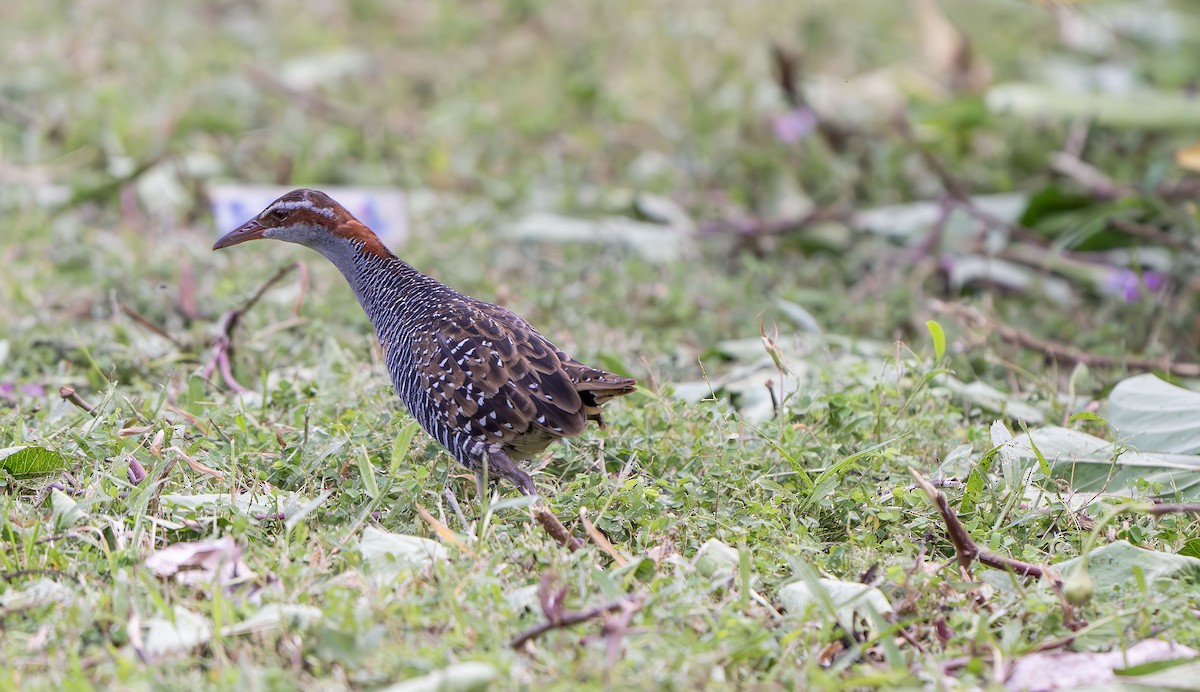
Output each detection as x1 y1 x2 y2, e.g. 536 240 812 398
1102 269 1168 302
771 108 817 144
0 382 47 399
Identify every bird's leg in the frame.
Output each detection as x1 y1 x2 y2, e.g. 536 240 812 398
474 461 487 502
442 487 469 528
476 448 537 497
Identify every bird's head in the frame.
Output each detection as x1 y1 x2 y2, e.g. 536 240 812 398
213 188 390 258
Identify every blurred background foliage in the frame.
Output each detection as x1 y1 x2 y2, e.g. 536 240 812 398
3 1 1199 375
2 0 1199 389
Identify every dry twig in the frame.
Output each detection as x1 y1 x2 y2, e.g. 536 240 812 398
533 506 583 551
119 303 187 349
511 572 646 650
58 386 96 416
1143 503 1200 517
580 507 627 565
204 262 309 393
910 469 1044 579
1108 218 1197 253
932 300 1200 377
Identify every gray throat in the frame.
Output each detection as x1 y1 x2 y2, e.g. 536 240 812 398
305 235 444 335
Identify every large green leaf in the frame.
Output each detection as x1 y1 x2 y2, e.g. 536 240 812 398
357 527 447 587
1014 427 1200 500
778 577 893 624
1108 374 1200 454
1056 541 1200 600
0 446 66 476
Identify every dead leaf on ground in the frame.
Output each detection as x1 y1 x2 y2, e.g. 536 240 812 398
144 536 260 597
1006 638 1198 691
141 606 213 660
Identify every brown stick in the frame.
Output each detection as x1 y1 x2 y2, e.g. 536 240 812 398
580 508 627 565
0 568 81 583
911 469 1045 579
205 262 308 393
533 506 583 551
59 386 97 416
119 304 186 349
1143 503 1200 517
591 593 648 668
178 262 199 321
1049 151 1129 200
932 300 1200 377
511 581 644 649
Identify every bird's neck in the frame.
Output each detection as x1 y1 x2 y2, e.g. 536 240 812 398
312 236 447 332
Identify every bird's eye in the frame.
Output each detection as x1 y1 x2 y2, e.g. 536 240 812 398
271 208 289 221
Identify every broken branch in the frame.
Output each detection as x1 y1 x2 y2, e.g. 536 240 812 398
205 262 308 393
533 506 583 551
932 300 1200 377
910 469 1044 579
58 386 96 416
511 572 645 650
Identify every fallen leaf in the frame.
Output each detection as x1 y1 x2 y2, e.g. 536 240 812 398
1055 541 1200 600
913 0 990 91
693 539 740 578
144 536 257 594
580 507 628 566
379 661 497 692
220 604 323 636
778 577 894 625
0 578 72 614
1012 427 1200 500
1006 638 1197 691
1108 374 1200 454
50 489 85 528
358 527 447 586
502 212 687 263
142 606 213 659
415 503 473 555
988 83 1200 130
0 446 66 476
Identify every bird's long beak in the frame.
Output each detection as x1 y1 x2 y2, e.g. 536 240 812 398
212 218 266 250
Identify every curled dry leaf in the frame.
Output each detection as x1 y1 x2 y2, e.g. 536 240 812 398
144 536 257 593
580 507 627 566
169 446 226 480
414 503 473 555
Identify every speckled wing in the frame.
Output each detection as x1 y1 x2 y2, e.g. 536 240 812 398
412 306 591 446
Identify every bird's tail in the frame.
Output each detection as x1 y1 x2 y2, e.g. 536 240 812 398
565 365 637 428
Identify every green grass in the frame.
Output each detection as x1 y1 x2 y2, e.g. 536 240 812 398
3 0 1200 689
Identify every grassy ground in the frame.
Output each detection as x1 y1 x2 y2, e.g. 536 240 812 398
2 0 1200 689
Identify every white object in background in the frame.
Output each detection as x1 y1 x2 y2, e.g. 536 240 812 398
209 184 409 249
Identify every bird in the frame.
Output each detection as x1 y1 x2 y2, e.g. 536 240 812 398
213 188 637 496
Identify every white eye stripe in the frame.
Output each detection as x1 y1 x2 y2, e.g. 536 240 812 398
264 201 336 219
